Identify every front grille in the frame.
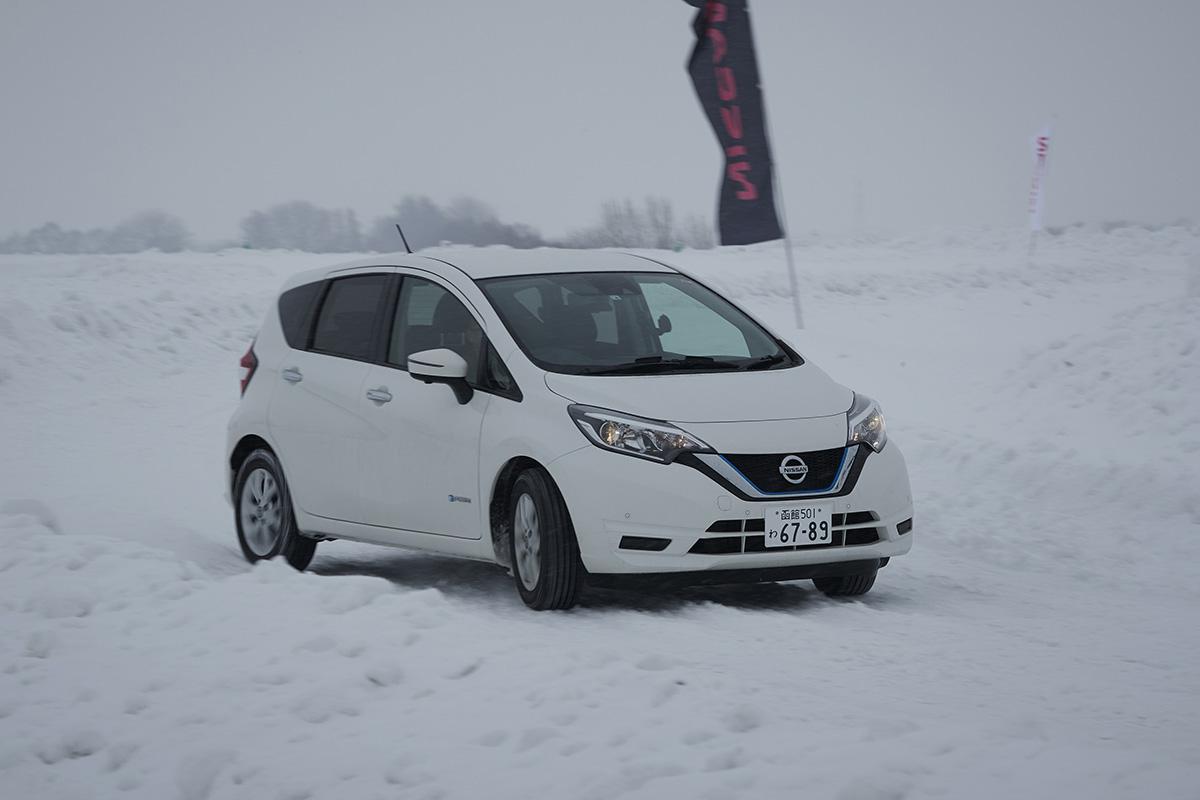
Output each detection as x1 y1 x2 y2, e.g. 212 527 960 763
722 448 847 494
692 512 881 556
744 531 845 552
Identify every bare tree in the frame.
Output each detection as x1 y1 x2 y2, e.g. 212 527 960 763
365 195 545 252
679 213 715 250
239 202 361 252
644 196 675 249
0 211 191 253
563 197 713 250
110 211 190 252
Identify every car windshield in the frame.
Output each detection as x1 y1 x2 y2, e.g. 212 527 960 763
478 271 799 375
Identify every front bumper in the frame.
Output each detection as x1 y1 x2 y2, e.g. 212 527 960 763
548 441 914 575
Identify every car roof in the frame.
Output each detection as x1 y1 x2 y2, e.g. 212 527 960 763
418 247 678 280
282 247 679 291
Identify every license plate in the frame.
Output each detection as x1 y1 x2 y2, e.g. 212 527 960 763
765 504 833 548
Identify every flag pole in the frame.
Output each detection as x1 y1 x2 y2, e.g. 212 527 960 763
1027 119 1054 268
774 175 805 329
745 1 804 330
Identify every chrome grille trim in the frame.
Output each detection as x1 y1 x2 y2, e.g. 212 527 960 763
692 447 857 499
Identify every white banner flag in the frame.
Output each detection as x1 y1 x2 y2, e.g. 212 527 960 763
1028 125 1052 232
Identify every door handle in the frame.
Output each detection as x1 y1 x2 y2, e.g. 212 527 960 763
366 387 393 404
281 367 303 383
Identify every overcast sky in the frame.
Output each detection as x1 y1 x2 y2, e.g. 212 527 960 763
2 0 1198 242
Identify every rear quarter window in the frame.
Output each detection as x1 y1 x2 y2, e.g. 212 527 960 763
278 281 323 349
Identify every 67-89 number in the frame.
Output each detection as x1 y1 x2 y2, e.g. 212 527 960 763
772 520 830 544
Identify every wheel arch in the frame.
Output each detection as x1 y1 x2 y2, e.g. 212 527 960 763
229 434 275 494
229 433 321 543
488 455 552 568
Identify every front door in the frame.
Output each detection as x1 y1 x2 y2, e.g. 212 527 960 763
358 275 490 538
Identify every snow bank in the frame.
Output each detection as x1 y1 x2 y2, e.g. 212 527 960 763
2 507 1197 799
2 228 1199 798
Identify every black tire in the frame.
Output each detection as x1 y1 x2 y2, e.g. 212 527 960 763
508 469 584 610
233 448 317 571
813 568 877 597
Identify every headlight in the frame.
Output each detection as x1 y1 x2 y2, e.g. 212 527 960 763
568 405 714 463
847 393 887 453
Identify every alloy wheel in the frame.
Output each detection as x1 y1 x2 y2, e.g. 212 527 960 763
240 467 282 557
513 492 541 591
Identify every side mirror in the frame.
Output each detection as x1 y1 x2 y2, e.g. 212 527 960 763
407 348 474 405
656 314 672 335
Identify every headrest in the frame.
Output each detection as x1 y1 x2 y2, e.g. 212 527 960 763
540 303 597 347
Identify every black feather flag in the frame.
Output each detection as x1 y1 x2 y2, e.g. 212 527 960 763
686 0 783 245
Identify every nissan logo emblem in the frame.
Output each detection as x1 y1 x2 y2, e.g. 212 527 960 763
779 455 809 485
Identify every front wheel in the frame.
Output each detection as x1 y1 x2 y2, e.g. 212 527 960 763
234 448 317 571
813 567 877 597
509 469 583 610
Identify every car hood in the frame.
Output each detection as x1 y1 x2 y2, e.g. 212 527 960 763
543 363 853 423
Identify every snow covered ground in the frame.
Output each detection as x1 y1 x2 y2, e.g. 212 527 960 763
2 227 1199 799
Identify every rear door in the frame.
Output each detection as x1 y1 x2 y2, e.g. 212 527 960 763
358 273 500 538
268 271 394 522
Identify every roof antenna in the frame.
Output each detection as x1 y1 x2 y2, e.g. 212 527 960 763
394 223 412 254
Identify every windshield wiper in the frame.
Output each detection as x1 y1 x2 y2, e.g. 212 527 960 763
576 355 741 376
740 353 789 371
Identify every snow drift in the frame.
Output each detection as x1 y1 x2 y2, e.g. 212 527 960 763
1 228 1198 798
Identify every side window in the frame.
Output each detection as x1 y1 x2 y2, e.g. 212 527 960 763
388 277 485 385
277 281 323 349
310 274 389 360
640 280 750 358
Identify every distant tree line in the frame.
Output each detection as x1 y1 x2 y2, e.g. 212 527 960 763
0 211 190 254
363 196 546 252
238 195 713 252
240 202 362 252
0 195 716 254
236 196 547 253
562 197 715 250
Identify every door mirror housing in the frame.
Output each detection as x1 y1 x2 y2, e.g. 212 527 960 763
407 348 474 404
656 314 672 335
408 348 468 380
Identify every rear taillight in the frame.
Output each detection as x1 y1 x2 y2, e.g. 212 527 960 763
239 341 258 396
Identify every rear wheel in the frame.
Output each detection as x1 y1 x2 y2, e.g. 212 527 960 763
813 567 877 597
509 469 583 610
234 448 317 570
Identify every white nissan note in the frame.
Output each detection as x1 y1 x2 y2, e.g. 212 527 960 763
226 249 914 609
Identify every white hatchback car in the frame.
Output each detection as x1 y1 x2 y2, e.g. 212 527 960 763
227 249 913 609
